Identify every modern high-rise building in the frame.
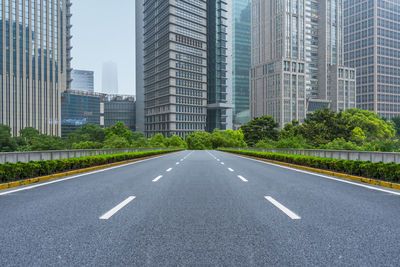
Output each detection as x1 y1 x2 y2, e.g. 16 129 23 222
344 0 400 120
140 0 208 137
136 0 235 137
71 69 94 92
206 0 232 131
103 95 136 132
231 0 251 129
250 0 356 127
102 61 118 95
0 0 72 136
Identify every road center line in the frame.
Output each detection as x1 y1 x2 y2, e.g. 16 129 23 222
100 196 136 220
206 151 217 159
166 168 172 172
176 162 180 165
152 175 163 182
238 175 248 182
180 159 184 162
217 159 220 161
221 162 225 165
265 196 301 220
228 168 234 172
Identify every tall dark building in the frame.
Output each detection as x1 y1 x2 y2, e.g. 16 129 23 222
104 95 136 132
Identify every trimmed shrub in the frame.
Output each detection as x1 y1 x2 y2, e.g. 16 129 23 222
0 149 181 183
220 149 400 183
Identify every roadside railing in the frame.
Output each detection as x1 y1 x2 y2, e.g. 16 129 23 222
222 147 400 164
0 148 175 164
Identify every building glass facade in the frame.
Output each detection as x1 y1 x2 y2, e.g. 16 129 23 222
71 69 94 92
0 0 71 136
206 0 231 131
61 90 103 137
344 0 400 120
104 95 136 132
232 0 251 129
251 0 356 127
142 0 207 137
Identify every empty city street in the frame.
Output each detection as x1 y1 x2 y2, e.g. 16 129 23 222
1 150 400 266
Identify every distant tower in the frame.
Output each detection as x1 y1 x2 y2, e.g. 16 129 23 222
102 61 119 94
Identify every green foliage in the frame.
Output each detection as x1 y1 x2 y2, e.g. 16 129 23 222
392 117 400 136
72 141 103 150
0 149 181 183
186 131 213 150
220 149 400 183
105 122 133 144
103 135 130 149
149 134 167 148
164 135 187 149
319 138 361 151
241 116 279 146
0 125 17 152
30 135 67 151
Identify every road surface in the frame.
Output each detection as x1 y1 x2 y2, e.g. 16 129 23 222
1 150 400 266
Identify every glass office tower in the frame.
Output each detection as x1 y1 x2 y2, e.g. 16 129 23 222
0 0 71 136
206 0 232 131
251 0 356 127
71 69 94 92
344 0 400 120
232 0 251 129
141 0 207 137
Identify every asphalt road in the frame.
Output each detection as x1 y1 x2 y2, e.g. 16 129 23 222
1 150 400 266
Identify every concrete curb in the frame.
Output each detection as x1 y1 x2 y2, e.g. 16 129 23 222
0 152 178 191
223 151 400 191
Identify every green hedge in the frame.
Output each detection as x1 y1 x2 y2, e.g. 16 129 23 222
219 149 400 183
0 149 181 183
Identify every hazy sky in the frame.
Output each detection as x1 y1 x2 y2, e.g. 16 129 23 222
71 0 136 95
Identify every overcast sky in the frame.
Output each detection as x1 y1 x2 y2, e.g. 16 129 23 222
71 0 136 95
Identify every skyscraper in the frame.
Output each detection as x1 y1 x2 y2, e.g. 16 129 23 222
102 61 118 95
250 0 356 127
71 69 94 92
0 0 72 136
206 0 232 131
344 0 400 120
141 0 208 137
231 0 251 129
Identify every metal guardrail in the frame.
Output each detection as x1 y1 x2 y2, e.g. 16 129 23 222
223 147 400 164
0 148 175 164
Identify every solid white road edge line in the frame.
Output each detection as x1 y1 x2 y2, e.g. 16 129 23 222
228 168 234 172
0 152 182 196
152 175 163 182
206 151 217 159
238 175 248 182
265 196 301 220
100 196 136 220
166 168 172 172
183 151 194 159
224 152 400 196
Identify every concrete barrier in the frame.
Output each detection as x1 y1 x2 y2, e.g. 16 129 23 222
224 147 400 164
0 148 173 164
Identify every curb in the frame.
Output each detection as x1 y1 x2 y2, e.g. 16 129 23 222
222 151 400 191
0 152 177 192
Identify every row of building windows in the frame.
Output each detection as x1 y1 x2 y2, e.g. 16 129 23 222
176 61 202 73
176 114 205 122
175 34 203 49
176 78 202 89
344 38 373 52
176 52 203 65
176 104 204 114
176 122 205 130
176 70 203 81
176 96 202 105
176 87 202 97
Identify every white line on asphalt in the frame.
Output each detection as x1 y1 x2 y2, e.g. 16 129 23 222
238 175 248 182
152 175 163 182
180 159 184 162
166 168 172 172
176 162 180 165
183 151 194 159
228 168 234 172
265 196 301 220
0 152 181 196
227 153 400 196
206 151 217 159
221 162 225 165
100 196 136 220
217 159 220 161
